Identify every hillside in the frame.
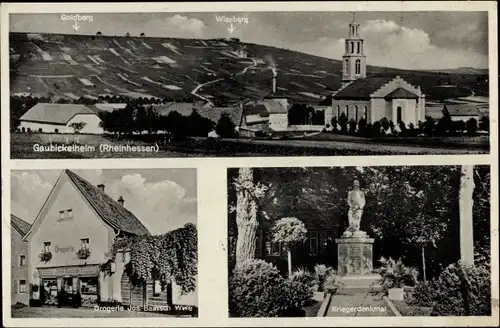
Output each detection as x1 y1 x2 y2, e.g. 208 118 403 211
9 32 489 105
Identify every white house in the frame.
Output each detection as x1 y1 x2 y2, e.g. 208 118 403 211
23 169 197 309
18 103 104 134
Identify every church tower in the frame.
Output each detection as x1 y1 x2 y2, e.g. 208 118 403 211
342 14 366 84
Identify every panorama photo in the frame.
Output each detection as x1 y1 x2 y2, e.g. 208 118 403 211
9 11 490 158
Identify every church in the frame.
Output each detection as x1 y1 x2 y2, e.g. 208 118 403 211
327 17 426 128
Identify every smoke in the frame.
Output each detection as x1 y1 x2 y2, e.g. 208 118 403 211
264 54 277 76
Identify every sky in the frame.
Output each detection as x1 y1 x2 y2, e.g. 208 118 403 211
10 11 489 70
10 169 197 234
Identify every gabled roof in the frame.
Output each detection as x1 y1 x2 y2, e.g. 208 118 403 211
65 170 150 235
196 106 243 127
244 104 270 117
384 87 419 99
11 214 32 236
262 100 288 114
333 76 394 100
19 103 101 125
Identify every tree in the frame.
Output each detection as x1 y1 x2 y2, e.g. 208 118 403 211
348 119 357 134
271 217 307 277
140 32 145 37
106 223 197 295
125 32 131 37
232 168 268 266
338 113 348 132
466 118 478 135
216 112 237 138
459 165 474 266
331 116 339 132
69 121 87 134
479 116 489 132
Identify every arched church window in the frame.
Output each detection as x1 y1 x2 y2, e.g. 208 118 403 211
363 106 368 119
355 59 361 75
357 42 360 54
351 42 354 53
337 105 340 118
397 106 402 123
345 105 349 120
355 106 359 121
344 59 349 75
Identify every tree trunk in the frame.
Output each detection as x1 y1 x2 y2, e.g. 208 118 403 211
235 168 259 266
421 246 427 282
459 165 475 266
287 248 292 278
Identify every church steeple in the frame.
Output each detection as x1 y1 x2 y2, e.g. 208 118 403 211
342 13 366 84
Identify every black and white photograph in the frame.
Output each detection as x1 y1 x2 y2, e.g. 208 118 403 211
227 165 492 317
8 11 490 158
9 168 198 318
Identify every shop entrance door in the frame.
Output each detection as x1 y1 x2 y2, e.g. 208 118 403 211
61 277 79 307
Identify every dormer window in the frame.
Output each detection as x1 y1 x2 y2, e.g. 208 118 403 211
59 211 65 220
66 209 73 219
43 242 51 252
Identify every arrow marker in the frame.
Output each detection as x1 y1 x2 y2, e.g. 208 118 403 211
228 23 236 34
72 21 80 32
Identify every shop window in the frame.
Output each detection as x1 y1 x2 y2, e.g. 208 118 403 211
80 277 98 294
43 241 51 252
81 238 90 249
19 280 27 293
19 255 26 267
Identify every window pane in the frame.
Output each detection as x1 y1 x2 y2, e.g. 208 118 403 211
19 280 27 293
80 277 98 294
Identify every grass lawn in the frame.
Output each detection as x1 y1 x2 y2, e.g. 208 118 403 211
10 132 488 159
391 300 433 316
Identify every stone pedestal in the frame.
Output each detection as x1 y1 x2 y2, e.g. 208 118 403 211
335 232 374 275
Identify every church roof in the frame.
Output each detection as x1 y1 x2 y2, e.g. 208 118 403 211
244 104 270 117
262 100 288 114
333 77 394 100
384 87 419 99
11 214 32 236
66 170 150 236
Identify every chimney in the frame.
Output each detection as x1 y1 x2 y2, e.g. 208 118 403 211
272 70 277 94
97 184 105 192
118 196 124 207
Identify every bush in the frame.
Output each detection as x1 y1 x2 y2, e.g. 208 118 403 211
466 118 478 135
290 267 315 288
313 264 333 292
338 113 348 132
377 257 418 295
216 112 237 138
348 119 357 133
323 269 343 294
398 121 407 135
358 118 367 135
229 259 313 317
410 261 491 316
479 116 489 132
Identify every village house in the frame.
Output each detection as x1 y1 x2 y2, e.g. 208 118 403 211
22 169 196 309
11 214 32 306
18 103 104 134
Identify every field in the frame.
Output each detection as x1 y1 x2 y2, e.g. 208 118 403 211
11 133 488 159
10 32 488 105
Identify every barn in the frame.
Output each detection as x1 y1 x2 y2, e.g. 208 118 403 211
18 103 104 134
